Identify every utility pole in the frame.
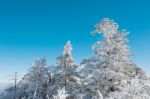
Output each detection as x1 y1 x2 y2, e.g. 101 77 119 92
14 72 18 90
12 72 18 99
14 72 18 99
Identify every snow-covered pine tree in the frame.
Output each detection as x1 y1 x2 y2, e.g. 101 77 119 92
15 74 31 98
92 18 147 92
25 57 50 99
108 76 150 99
57 40 76 68
55 41 80 98
120 76 150 99
91 18 131 93
79 18 147 98
53 87 69 99
0 86 15 99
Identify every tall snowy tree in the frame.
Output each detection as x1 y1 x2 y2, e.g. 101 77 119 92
91 18 134 78
92 18 146 89
57 40 76 68
56 41 80 98
79 18 147 98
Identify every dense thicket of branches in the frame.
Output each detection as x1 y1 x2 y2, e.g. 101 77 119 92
0 18 150 99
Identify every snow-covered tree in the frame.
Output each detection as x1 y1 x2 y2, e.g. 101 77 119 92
108 76 150 99
92 90 103 99
91 18 133 77
53 87 69 99
57 40 76 68
15 74 31 98
79 18 147 98
56 41 80 98
121 76 150 99
0 86 15 99
25 57 50 99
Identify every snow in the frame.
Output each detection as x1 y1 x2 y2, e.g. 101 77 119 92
0 18 150 99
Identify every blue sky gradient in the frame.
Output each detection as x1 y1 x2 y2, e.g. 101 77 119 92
0 0 150 83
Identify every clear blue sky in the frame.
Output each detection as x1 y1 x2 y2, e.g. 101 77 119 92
0 0 150 83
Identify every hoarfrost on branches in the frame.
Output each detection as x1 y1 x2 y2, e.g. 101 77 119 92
0 18 150 99
53 87 69 99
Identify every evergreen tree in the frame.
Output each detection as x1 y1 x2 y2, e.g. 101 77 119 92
25 57 50 99
53 87 69 99
108 76 150 99
79 18 147 98
56 41 79 98
57 40 76 68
